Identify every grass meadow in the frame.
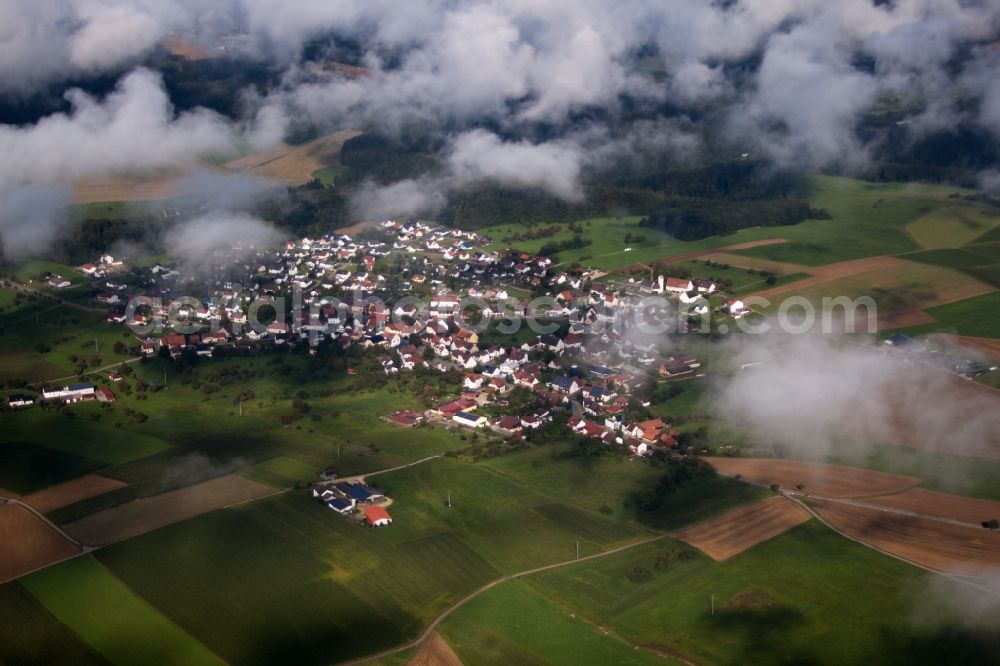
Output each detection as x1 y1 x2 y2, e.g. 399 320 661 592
440 580 672 666
0 582 105 665
97 493 500 665
20 556 223 665
527 521 1000 665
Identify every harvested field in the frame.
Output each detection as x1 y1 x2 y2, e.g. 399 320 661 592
866 488 1000 525
24 475 128 514
930 334 1000 361
703 457 920 498
748 255 909 300
72 160 226 204
809 498 1000 574
877 371 1000 460
752 257 995 316
62 474 277 546
672 497 810 561
226 130 361 185
874 309 937 330
408 632 464 666
162 36 213 61
223 143 295 171
335 219 377 236
698 252 811 276
0 503 80 582
73 173 182 204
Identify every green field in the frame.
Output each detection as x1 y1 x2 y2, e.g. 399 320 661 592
475 177 996 274
20 556 223 665
906 205 1000 249
312 164 347 185
440 580 671 666
0 441 103 494
527 521 1000 665
759 260 991 315
479 444 766 528
17 356 472 520
370 457 644 572
247 455 320 487
0 407 170 465
894 291 1000 339
97 493 500 665
732 177 962 265
0 582 105 665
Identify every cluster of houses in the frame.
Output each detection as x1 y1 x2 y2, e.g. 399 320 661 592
41 220 735 460
101 221 726 365
80 254 125 279
311 481 393 526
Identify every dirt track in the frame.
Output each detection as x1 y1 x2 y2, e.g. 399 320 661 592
809 498 1000 574
62 474 277 546
866 488 1000 525
703 457 920 498
673 497 810 561
407 632 464 666
25 475 127 514
0 503 80 583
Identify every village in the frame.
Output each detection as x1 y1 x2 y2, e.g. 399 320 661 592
16 218 993 457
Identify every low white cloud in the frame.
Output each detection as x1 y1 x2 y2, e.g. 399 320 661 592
0 68 237 187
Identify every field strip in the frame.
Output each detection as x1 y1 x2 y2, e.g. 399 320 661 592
703 457 921 498
62 474 280 546
0 502 82 584
25 474 128 514
864 487 1000 525
672 496 811 561
21 556 225 665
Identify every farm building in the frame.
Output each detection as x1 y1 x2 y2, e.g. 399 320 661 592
326 498 355 515
6 394 35 409
348 484 385 503
453 411 488 428
41 383 95 403
387 410 424 427
364 506 393 527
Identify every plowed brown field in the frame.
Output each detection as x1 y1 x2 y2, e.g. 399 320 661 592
0 503 80 582
225 130 361 185
866 488 1000 525
62 474 276 546
810 499 1000 574
703 458 920 498
673 497 811 561
24 475 127 514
